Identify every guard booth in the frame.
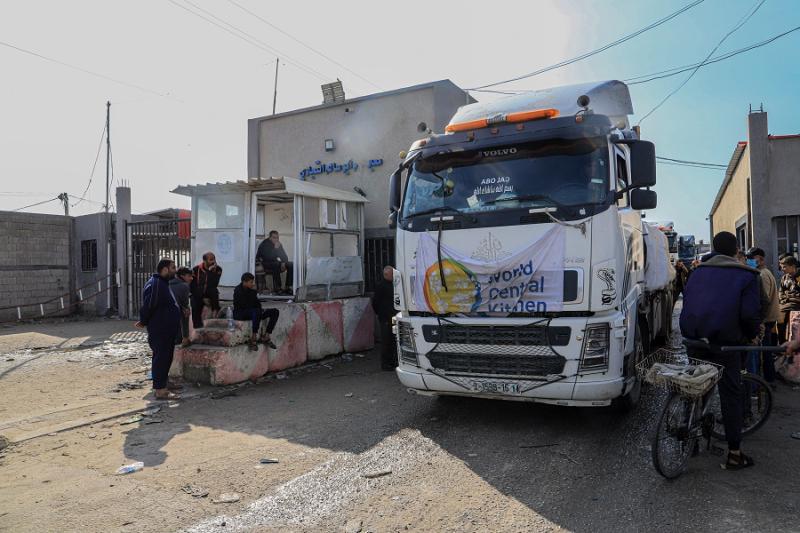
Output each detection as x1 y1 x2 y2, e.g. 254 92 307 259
172 176 368 300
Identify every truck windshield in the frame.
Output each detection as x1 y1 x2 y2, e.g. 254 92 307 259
679 236 695 259
401 137 609 221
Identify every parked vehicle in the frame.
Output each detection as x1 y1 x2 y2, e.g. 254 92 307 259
387 80 674 409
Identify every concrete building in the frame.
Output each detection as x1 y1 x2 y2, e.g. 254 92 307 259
709 109 800 269
247 80 474 239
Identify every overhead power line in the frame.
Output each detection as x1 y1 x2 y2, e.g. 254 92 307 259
626 24 800 85
656 156 727 168
12 197 60 212
226 0 382 91
657 160 726 171
637 0 767 126
467 0 705 90
167 0 332 83
0 41 169 97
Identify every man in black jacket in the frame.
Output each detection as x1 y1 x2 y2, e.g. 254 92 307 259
680 231 761 470
372 266 396 371
256 231 293 294
190 252 223 328
135 258 182 400
234 272 279 351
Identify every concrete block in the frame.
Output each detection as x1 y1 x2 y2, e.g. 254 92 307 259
341 297 374 353
304 300 343 361
267 302 307 371
171 343 270 385
191 320 251 346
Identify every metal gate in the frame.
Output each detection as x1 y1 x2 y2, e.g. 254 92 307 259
364 237 395 293
127 218 192 314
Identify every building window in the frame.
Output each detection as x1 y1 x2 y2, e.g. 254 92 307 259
736 223 748 251
775 216 800 257
81 240 98 272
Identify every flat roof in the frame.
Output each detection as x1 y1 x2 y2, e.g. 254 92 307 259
249 79 472 123
172 176 368 203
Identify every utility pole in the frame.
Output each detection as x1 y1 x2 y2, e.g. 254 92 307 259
272 59 279 115
105 101 111 213
57 193 69 216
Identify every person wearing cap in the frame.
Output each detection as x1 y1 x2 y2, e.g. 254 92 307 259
745 247 780 384
680 231 761 470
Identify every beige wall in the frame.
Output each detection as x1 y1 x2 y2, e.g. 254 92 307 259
712 147 750 235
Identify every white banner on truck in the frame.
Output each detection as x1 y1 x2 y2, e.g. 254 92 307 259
414 225 565 315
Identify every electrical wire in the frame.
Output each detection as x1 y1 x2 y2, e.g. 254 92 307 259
73 123 107 208
626 24 800 85
167 0 332 83
636 0 767 126
656 156 727 168
0 41 169 97
657 161 726 171
12 197 60 212
467 0 705 90
226 0 382 91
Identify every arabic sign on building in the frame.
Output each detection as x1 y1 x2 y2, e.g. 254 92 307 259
414 226 565 315
299 158 384 180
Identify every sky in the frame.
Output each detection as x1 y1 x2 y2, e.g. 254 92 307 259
1 0 798 240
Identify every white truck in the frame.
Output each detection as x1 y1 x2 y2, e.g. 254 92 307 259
387 80 674 409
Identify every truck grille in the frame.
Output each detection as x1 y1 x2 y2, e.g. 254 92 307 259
426 351 566 377
422 324 570 347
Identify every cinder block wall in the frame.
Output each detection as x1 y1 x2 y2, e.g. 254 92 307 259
0 211 73 321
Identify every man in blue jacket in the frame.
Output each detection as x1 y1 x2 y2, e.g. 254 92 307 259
136 258 182 400
680 231 761 470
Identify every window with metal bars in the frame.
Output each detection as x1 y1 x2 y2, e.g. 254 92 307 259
81 240 97 272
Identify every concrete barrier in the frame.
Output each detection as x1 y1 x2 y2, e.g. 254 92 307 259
304 300 343 360
171 343 270 386
342 297 374 353
268 302 308 371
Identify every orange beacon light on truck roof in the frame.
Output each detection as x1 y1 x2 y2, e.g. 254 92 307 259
445 108 559 133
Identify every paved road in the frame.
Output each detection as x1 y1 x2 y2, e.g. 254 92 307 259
181 349 800 533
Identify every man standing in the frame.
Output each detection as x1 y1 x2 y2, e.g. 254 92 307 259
746 247 780 384
136 258 182 400
233 273 279 351
190 252 223 328
256 231 293 295
680 232 761 470
372 266 397 371
170 267 193 348
778 255 800 342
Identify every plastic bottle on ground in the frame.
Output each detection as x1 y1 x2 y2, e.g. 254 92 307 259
115 461 144 475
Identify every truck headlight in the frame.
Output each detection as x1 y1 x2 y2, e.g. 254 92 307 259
580 324 609 370
396 321 418 366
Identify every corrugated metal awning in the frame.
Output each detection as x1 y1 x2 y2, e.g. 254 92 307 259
171 176 368 203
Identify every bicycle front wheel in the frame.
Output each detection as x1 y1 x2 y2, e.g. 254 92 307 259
708 372 773 440
652 393 697 479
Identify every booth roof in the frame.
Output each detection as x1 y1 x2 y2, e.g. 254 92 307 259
171 176 369 203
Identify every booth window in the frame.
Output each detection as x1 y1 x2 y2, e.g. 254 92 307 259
81 239 98 272
197 194 245 229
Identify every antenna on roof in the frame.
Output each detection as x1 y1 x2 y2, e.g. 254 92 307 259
322 80 345 104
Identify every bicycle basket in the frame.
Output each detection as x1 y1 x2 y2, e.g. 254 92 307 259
635 349 723 398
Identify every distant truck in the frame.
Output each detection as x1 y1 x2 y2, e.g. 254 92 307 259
678 235 696 263
387 80 674 410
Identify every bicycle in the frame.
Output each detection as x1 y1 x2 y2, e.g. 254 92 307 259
638 338 779 479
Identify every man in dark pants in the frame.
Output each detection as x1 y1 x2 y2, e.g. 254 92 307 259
372 266 397 371
136 258 182 400
170 266 193 347
256 231 293 294
680 232 761 470
233 272 279 351
746 247 780 384
190 252 223 328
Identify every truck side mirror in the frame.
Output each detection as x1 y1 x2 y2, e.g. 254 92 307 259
629 140 656 188
388 167 402 229
630 188 657 210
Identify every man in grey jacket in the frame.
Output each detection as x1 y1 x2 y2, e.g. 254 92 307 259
746 247 780 383
169 267 193 347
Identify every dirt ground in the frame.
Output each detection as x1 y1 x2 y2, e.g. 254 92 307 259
1 317 799 533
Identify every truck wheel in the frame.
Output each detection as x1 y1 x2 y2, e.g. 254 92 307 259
613 321 643 412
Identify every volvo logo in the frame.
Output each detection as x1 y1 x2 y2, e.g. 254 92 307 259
482 147 517 157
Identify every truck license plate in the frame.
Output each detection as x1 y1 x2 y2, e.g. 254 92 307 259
471 380 520 394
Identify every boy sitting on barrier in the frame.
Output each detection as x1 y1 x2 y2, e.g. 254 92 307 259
233 272 279 351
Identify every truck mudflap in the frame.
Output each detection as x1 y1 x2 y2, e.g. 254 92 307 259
395 367 626 407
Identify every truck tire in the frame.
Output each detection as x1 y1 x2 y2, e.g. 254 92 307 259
613 320 643 413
